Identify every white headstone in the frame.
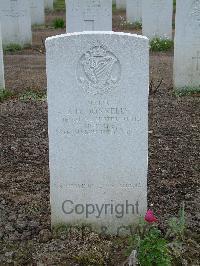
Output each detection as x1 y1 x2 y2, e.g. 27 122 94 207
174 0 200 89
66 0 112 32
0 0 32 46
29 0 45 25
142 0 173 40
126 0 142 23
46 32 149 233
0 24 5 90
44 0 53 10
116 0 126 9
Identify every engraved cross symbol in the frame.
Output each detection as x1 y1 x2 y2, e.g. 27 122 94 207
192 51 200 71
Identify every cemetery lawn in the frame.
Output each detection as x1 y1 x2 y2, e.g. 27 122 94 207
0 6 200 266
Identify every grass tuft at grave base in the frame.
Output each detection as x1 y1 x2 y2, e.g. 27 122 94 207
52 17 65 29
19 90 47 101
3 43 22 53
119 18 142 31
174 87 200 97
150 38 174 52
54 0 65 11
0 89 15 102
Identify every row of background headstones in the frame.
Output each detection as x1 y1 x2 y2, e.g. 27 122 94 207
113 0 172 40
66 0 173 40
0 0 53 48
0 0 173 47
0 0 53 90
0 0 199 93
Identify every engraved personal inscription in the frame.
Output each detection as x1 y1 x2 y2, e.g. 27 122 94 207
56 100 142 137
77 45 121 95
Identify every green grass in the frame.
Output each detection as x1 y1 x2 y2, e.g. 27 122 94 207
32 24 46 30
150 38 174 52
138 228 172 266
119 17 142 30
0 89 14 102
132 21 142 30
4 44 22 53
52 17 65 28
54 0 65 11
19 90 47 101
112 3 117 12
174 87 200 97
173 0 176 9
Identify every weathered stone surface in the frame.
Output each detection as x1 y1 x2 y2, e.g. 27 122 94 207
66 0 112 32
126 0 142 23
29 0 45 25
46 32 149 233
0 23 5 89
174 0 200 89
116 0 126 9
0 0 32 46
142 0 173 39
44 0 54 10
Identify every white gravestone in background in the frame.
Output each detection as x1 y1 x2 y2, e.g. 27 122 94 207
66 0 112 32
44 0 53 10
0 24 5 89
116 0 126 9
29 0 45 25
46 32 149 233
142 0 173 40
174 0 200 89
126 0 142 23
0 0 32 46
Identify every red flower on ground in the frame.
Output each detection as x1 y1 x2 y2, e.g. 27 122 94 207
145 209 158 223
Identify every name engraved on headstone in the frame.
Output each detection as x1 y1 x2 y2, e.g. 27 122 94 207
56 100 142 137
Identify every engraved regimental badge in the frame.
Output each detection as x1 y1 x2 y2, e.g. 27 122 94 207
77 45 121 95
